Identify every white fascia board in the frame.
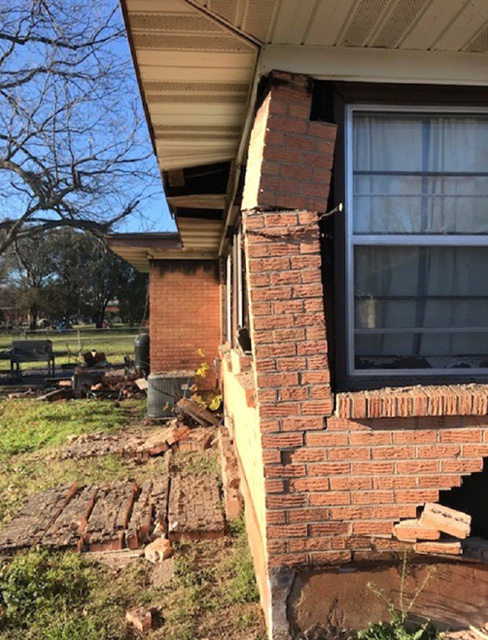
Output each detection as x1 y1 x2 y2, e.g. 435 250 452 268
261 45 488 86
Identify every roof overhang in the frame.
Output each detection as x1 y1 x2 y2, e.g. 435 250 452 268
121 0 488 259
107 232 184 271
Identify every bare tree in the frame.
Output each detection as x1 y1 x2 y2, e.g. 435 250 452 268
0 0 156 255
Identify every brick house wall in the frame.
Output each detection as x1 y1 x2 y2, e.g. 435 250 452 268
149 259 220 381
220 71 488 635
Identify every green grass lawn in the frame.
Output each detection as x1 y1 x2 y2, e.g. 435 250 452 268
0 396 265 640
0 398 147 522
0 325 140 373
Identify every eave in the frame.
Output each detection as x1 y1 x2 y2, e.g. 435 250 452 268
120 0 488 258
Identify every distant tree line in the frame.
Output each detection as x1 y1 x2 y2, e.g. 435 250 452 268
0 230 147 329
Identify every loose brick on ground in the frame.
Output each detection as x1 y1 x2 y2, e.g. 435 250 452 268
58 422 197 461
0 484 77 552
168 472 225 542
42 485 99 550
151 461 171 538
126 607 152 632
82 481 138 552
126 481 155 550
144 537 173 563
178 428 214 453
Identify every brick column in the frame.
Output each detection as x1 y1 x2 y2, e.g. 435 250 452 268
241 72 338 571
149 259 220 382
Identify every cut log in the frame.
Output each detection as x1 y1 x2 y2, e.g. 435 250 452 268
175 397 219 426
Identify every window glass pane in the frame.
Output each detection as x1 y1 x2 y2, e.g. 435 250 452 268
353 113 488 235
355 332 488 370
354 246 488 370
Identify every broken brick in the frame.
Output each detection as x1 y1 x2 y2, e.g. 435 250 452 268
144 537 173 563
0 484 77 552
168 471 225 542
126 481 154 550
414 538 462 555
420 502 471 539
82 481 138 552
393 518 440 542
177 428 213 453
126 607 152 632
42 486 98 550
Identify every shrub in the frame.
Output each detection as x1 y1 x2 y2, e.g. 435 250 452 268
359 608 437 640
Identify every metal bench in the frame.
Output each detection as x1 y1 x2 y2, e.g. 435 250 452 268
10 340 55 378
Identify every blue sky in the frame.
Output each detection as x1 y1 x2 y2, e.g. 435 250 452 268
113 12 176 234
0 0 177 238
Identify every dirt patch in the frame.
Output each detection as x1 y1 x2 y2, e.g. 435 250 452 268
297 624 357 640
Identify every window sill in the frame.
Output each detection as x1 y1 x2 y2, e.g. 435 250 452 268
336 384 488 420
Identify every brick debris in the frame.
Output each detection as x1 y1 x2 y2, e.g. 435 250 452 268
0 464 225 554
168 471 225 542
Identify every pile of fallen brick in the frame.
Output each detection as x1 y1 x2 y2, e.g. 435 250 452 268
218 426 243 521
54 397 220 462
5 369 148 402
57 421 212 462
0 465 226 555
393 502 471 555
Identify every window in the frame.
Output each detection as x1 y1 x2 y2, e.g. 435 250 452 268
346 106 488 378
224 224 249 348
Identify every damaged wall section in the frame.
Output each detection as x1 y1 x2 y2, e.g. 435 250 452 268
225 69 488 638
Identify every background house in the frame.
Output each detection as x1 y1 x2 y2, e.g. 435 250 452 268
109 2 488 637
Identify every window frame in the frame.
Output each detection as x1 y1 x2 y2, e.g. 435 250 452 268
343 102 488 383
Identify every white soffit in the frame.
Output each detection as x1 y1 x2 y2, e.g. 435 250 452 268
193 0 488 53
124 0 258 172
124 0 488 174
177 217 224 253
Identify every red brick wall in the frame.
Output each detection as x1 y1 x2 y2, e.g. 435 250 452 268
239 70 488 575
242 71 336 212
149 259 220 383
264 414 488 567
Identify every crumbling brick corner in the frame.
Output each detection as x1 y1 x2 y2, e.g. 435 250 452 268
229 70 488 639
235 71 337 635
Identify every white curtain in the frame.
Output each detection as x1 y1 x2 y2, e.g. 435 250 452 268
352 113 488 369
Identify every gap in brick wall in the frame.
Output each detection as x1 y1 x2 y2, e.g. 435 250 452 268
440 459 488 538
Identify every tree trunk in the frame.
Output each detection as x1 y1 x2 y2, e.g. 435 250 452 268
29 306 38 330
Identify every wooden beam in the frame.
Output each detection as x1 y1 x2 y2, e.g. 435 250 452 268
261 45 488 86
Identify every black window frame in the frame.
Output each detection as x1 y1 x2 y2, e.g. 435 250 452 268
330 82 488 391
